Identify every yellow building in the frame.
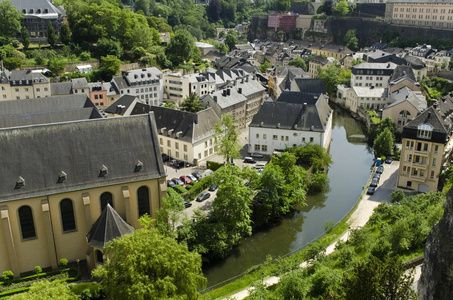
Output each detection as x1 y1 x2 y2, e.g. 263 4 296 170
0 69 51 101
398 106 453 192
0 114 166 275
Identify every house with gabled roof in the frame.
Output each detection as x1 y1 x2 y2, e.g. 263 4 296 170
0 68 50 100
248 90 332 155
150 106 220 165
398 104 453 192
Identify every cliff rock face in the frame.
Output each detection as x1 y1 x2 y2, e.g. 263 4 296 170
418 187 453 299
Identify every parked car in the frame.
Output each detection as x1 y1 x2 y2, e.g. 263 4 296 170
171 160 185 168
250 152 264 158
367 186 376 195
254 163 266 169
385 157 393 164
370 178 379 187
171 178 184 186
184 201 192 208
373 173 381 182
196 192 211 202
376 166 384 174
188 174 197 182
192 173 203 180
243 157 256 164
167 180 176 188
162 154 170 162
208 184 218 191
179 175 192 185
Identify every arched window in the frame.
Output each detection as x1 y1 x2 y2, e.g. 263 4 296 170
18 206 36 239
137 186 150 217
96 250 104 263
60 199 76 232
399 110 411 118
100 192 113 212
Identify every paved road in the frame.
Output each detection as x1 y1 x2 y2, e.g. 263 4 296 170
225 160 416 300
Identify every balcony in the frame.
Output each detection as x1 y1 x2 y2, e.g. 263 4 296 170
410 174 426 182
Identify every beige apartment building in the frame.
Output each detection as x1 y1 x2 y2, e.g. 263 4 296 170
386 0 453 29
0 69 50 100
398 107 452 192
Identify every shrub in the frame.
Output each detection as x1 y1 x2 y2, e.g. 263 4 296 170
79 51 91 61
206 161 223 171
324 220 335 233
173 185 188 194
2 270 14 281
59 258 68 267
33 266 42 275
308 173 329 194
187 176 212 199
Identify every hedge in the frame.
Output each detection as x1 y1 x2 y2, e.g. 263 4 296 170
173 185 188 194
187 176 213 199
0 268 80 297
206 161 223 171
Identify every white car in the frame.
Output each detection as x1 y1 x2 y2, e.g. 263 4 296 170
254 163 266 169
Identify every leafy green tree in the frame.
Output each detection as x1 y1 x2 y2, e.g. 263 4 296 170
95 38 123 58
0 0 22 44
317 63 341 96
352 58 363 66
373 127 394 158
47 23 56 48
128 23 156 50
215 114 241 163
156 188 185 239
79 51 91 61
135 0 150 15
92 227 206 300
334 0 349 16
207 0 222 22
344 29 358 51
225 30 238 51
339 69 351 86
276 270 311 299
320 0 334 15
180 93 204 113
4 56 22 70
390 190 405 204
21 27 30 50
209 166 253 255
47 56 66 74
9 279 78 300
341 256 417 300
259 60 271 74
99 55 121 81
307 173 329 194
167 29 195 66
275 0 291 11
288 56 307 71
59 23 71 45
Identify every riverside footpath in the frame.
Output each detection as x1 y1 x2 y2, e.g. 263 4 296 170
225 160 405 300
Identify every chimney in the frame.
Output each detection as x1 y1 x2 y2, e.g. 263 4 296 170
238 88 242 94
227 89 231 96
213 96 218 102
222 89 227 96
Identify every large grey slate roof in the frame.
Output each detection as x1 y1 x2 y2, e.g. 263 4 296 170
72 78 89 89
0 113 165 202
249 96 331 133
2 69 50 84
391 65 416 82
0 94 103 129
203 88 247 109
150 106 219 144
10 0 62 16
87 204 135 249
294 78 326 94
386 87 426 112
51 82 73 95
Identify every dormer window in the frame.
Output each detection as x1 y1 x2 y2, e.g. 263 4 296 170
29 9 34 13
37 9 41 13
43 9 48 13
99 165 108 177
16 176 25 189
135 160 143 172
57 171 67 183
417 124 433 139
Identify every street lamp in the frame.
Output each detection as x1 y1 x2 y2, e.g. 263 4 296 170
347 226 351 242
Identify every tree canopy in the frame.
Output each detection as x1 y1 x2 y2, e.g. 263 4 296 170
316 63 341 96
0 0 22 44
8 279 78 300
225 30 238 51
344 29 358 51
180 93 204 113
334 0 349 16
166 29 196 66
92 225 206 300
215 114 242 163
288 57 307 71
